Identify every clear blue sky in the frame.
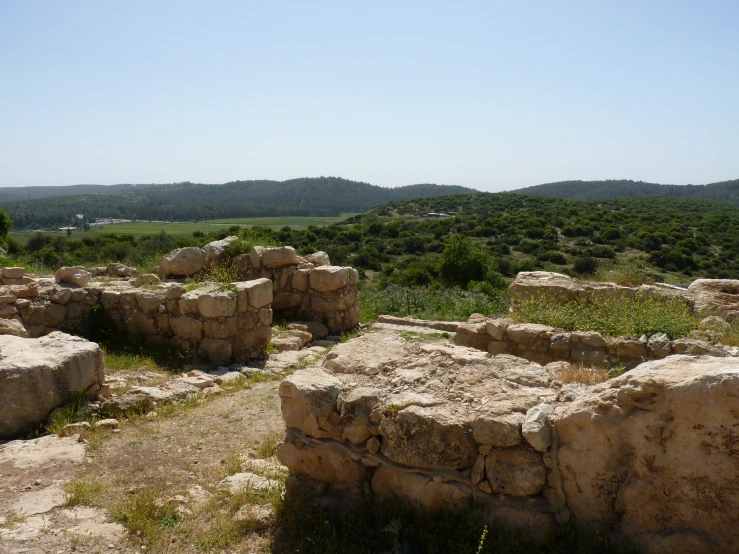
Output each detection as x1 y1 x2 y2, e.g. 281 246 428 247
1 1 737 191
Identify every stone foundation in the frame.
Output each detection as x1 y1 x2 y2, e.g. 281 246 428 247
276 326 739 553
0 246 360 364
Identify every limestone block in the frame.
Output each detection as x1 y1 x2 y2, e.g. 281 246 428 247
258 307 272 326
380 404 477 470
198 291 237 318
3 283 38 297
199 338 233 362
50 288 72 306
506 323 555 346
170 316 203 341
248 246 265 270
522 403 553 452
371 465 470 512
0 332 104 438
309 266 353 292
231 325 271 357
160 247 206 276
485 446 546 496
338 387 381 444
232 253 252 273
66 302 84 319
136 291 165 315
156 313 170 334
132 313 157 335
0 294 16 304
609 337 647 360
100 290 121 311
472 411 524 447
0 319 29 337
0 304 17 318
292 269 310 292
556 355 739 553
571 331 607 348
273 291 303 311
310 292 356 313
105 262 137 277
277 436 366 488
485 318 509 341
55 267 91 288
179 292 200 315
43 303 67 327
203 318 238 339
305 251 330 266
236 278 273 310
166 284 185 300
487 340 508 355
203 236 238 266
647 333 671 358
454 322 491 350
509 271 580 304
69 289 86 302
262 246 298 269
0 267 25 279
279 369 342 439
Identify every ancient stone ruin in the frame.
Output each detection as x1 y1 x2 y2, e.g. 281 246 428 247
276 272 739 554
0 244 360 438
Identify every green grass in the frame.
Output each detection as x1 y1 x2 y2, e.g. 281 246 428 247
510 293 700 339
274 494 636 554
44 389 87 435
9 214 359 244
64 480 103 507
359 285 509 323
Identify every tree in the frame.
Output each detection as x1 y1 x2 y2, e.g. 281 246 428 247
437 236 505 289
0 208 12 242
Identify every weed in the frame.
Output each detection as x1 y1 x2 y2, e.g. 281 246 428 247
400 331 451 342
110 487 182 547
384 404 400 417
44 389 87 435
64 480 103 507
255 431 284 459
223 451 243 476
511 293 699 339
556 363 610 386
340 330 358 343
266 342 279 354
0 509 28 529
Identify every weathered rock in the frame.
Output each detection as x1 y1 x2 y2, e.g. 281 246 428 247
688 278 739 320
219 472 277 492
309 266 353 292
262 246 298 269
233 278 273 310
339 387 381 444
647 332 671 358
485 318 509 341
105 263 138 277
522 403 553 452
556 355 739 553
371 465 470 511
0 267 25 279
454 322 491 350
55 267 91 288
277 435 366 491
198 291 237 318
0 333 104 438
279 369 342 439
133 273 161 287
59 422 91 437
160 247 207 276
472 411 524 447
304 251 330 266
485 445 546 496
380 405 477 470
203 236 239 266
0 318 29 337
509 271 581 304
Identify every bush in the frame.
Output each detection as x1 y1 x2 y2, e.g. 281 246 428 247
438 236 505 290
573 256 598 276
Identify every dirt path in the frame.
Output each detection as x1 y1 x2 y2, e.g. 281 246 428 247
0 377 287 554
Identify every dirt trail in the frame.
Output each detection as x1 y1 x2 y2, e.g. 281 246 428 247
0 378 285 554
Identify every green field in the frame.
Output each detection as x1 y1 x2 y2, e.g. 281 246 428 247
9 214 358 244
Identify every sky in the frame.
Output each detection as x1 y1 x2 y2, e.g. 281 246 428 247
1 1 738 191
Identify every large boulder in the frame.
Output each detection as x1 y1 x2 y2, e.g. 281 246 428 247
203 236 239 267
688 278 739 321
55 267 91 288
556 355 739 554
508 271 581 304
0 332 104 438
159 247 207 277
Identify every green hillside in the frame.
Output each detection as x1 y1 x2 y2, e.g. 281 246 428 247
513 178 739 203
0 177 476 229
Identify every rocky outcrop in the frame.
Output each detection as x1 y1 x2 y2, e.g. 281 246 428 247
556 355 739 554
0 332 104 438
159 247 207 277
55 267 91 288
688 278 739 321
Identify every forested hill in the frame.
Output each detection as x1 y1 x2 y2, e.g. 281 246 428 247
512 178 739 203
0 177 476 229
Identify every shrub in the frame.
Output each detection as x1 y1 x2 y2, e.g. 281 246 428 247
438 236 505 290
573 256 598 276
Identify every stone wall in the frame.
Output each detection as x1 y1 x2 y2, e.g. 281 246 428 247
276 327 739 553
454 314 729 368
0 246 361 363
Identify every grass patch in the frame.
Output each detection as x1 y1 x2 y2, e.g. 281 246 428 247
110 487 183 548
274 494 636 554
0 509 28 529
222 451 243 476
64 480 103 507
254 431 284 459
511 293 699 339
400 331 451 342
339 330 359 343
555 363 611 386
360 285 508 324
44 389 87 435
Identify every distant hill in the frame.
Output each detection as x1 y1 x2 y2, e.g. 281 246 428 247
512 178 739 203
0 177 477 229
